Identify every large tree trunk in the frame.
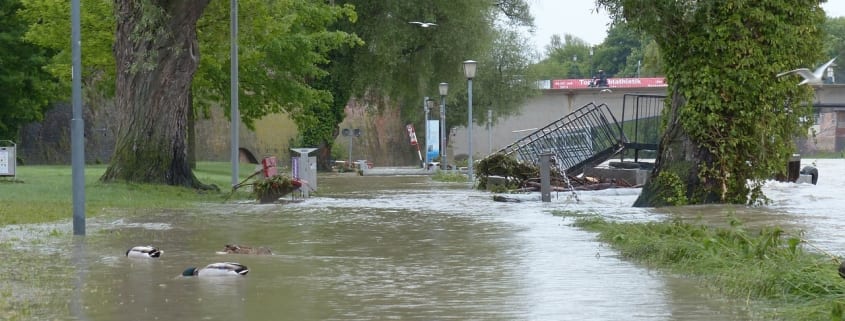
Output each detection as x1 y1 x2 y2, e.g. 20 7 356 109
633 87 719 207
101 0 211 188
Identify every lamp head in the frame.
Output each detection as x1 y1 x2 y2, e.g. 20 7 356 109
462 60 477 79
439 82 448 96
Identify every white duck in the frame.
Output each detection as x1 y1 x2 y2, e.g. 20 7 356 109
126 245 162 258
182 262 249 277
776 57 836 85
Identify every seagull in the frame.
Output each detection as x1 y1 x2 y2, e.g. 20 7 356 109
409 21 437 28
776 57 836 86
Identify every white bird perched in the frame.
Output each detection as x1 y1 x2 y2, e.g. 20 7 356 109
182 262 249 277
409 21 437 28
776 57 836 86
126 245 162 258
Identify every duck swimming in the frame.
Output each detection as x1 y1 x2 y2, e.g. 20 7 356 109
182 262 249 277
126 245 162 258
220 244 273 255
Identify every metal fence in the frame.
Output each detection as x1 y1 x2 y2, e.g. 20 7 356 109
619 94 666 162
497 102 627 176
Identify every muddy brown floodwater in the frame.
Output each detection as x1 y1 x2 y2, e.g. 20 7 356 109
5 159 844 320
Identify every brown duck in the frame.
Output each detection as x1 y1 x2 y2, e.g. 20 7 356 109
220 244 273 255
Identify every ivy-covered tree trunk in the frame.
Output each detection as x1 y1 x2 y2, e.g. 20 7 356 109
604 0 826 206
101 0 211 187
633 89 720 207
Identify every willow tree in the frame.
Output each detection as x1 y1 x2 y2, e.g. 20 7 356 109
94 1 210 187
22 0 359 187
321 0 535 166
596 1 826 206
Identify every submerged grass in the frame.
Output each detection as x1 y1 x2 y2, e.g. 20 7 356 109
0 162 257 226
557 211 845 321
431 170 467 182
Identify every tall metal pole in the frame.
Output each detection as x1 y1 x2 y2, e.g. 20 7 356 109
230 0 240 186
423 96 429 168
463 60 477 184
467 78 473 183
439 88 447 170
71 0 85 235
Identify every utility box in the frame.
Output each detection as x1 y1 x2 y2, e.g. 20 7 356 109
0 140 16 179
291 148 318 197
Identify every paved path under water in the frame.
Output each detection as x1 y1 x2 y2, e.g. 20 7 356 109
4 159 845 320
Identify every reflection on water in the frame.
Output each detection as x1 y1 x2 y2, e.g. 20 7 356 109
4 159 844 320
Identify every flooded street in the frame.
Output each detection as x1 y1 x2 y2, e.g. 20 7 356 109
2 159 843 320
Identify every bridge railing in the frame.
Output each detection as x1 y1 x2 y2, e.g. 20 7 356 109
620 94 666 162
497 102 628 176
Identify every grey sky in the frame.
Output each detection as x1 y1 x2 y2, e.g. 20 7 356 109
530 1 845 54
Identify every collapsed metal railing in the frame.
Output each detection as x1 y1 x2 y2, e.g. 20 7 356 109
497 102 628 176
619 94 665 162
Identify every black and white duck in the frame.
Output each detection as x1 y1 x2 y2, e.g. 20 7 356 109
182 262 249 277
126 245 162 258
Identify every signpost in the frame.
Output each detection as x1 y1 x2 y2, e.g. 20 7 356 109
406 124 422 165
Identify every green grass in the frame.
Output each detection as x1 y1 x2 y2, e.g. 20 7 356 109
431 170 467 182
0 162 257 226
557 211 845 321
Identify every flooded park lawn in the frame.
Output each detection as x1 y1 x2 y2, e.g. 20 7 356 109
1 159 843 320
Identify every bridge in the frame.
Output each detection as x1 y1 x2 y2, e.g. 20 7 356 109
449 81 845 167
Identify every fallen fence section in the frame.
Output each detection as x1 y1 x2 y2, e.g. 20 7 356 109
497 102 628 176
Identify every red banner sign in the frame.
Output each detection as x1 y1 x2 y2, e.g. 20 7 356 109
550 77 667 89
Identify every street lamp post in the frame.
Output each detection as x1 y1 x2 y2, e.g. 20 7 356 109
71 0 85 235
637 59 641 78
589 46 594 78
463 60 477 183
423 96 430 168
439 82 448 170
230 0 240 187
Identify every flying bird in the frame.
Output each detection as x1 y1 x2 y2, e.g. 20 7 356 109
776 57 837 86
409 21 437 28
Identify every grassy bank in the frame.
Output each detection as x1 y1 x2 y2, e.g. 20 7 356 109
557 211 845 320
0 162 258 226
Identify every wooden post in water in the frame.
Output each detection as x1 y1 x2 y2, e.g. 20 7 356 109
540 152 553 202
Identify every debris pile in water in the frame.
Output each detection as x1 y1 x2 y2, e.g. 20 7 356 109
475 153 638 192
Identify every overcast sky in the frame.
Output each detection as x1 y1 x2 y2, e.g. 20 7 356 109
529 1 845 54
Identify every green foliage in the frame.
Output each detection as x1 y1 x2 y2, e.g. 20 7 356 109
653 171 688 206
599 0 825 205
533 22 662 79
430 170 467 183
195 0 362 132
531 34 593 78
327 0 537 144
823 17 845 82
573 216 845 320
19 0 115 95
0 0 59 141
